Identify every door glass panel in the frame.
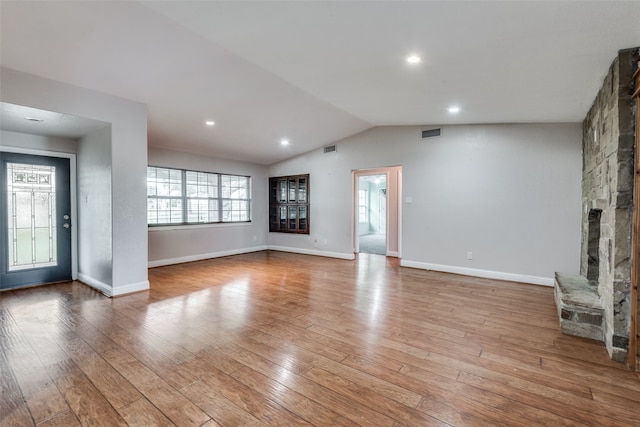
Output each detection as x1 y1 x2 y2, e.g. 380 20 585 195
6 163 57 271
298 178 306 202
279 206 286 228
298 206 307 230
288 206 296 230
279 180 287 202
288 179 296 202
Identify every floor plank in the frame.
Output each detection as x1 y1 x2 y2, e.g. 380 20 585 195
116 398 174 427
1 251 639 426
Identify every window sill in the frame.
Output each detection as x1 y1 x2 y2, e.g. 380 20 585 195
148 222 253 232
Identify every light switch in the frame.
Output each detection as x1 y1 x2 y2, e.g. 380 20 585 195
405 197 413 204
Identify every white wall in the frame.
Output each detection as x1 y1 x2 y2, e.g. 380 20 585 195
77 126 112 285
269 123 582 285
147 147 269 266
0 130 79 153
1 68 149 296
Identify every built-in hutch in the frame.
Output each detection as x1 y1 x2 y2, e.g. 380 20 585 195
269 174 309 234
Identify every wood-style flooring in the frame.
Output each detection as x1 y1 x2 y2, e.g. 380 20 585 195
1 251 639 426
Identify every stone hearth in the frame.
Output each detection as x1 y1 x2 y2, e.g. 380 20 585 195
554 273 604 342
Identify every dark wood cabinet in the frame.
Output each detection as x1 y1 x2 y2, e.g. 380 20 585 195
269 174 309 233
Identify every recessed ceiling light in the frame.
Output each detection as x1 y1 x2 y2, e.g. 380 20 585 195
204 120 215 126
281 139 289 146
24 117 44 122
448 106 461 114
406 55 421 64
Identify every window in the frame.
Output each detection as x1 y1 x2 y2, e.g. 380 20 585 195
147 166 250 226
358 189 368 223
269 174 309 233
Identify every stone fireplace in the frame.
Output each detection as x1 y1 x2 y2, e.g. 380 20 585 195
577 47 637 362
556 48 637 363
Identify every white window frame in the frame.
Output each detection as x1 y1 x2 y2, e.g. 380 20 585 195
147 166 251 226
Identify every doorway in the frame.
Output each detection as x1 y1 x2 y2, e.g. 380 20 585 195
0 152 72 289
357 174 387 255
353 166 402 258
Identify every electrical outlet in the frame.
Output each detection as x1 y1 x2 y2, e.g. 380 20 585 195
467 252 473 260
314 239 318 248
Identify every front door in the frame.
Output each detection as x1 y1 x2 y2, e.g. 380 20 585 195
0 152 72 289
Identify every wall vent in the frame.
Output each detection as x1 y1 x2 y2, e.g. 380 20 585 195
422 128 441 138
323 144 337 153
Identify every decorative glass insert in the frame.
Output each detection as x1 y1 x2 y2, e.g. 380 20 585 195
147 166 250 225
7 163 57 271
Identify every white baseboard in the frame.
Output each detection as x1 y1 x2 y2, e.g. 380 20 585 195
268 245 355 260
149 247 550 286
112 280 150 297
148 245 269 268
387 251 399 257
78 273 150 297
77 273 113 296
399 260 554 287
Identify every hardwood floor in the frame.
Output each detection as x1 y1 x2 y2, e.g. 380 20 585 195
1 251 639 426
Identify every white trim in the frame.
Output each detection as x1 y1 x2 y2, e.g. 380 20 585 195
387 251 399 257
112 280 150 297
78 273 149 297
397 169 402 259
148 245 268 268
78 273 113 296
399 259 554 287
351 170 356 253
148 245 354 268
268 245 355 260
148 221 254 232
0 146 78 280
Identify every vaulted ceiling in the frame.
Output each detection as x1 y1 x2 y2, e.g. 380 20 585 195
1 1 639 164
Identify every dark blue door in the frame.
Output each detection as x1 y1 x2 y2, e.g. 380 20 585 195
0 152 72 289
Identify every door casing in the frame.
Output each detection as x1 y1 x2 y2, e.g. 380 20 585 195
352 166 402 258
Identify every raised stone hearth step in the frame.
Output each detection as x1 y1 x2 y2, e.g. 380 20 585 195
554 272 604 342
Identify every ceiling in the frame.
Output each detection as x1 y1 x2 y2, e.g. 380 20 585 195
1 1 639 165
0 103 108 139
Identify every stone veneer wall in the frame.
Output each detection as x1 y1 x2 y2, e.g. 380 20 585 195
581 48 638 362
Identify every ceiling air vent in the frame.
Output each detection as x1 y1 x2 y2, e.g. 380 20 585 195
422 128 441 138
323 144 337 153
